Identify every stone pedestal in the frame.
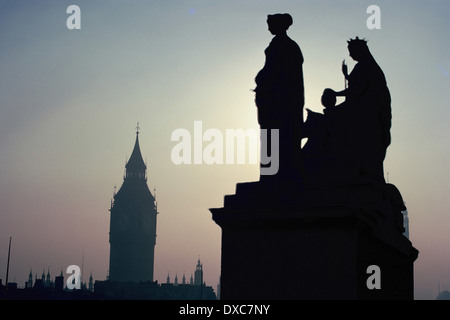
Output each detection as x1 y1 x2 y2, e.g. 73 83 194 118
211 181 418 300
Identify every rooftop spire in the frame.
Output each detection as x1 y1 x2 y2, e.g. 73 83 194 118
125 124 147 179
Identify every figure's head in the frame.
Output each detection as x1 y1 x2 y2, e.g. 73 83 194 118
321 89 336 108
347 37 370 61
267 13 293 35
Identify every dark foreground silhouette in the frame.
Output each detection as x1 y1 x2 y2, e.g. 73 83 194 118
254 13 304 179
211 14 418 300
303 37 391 188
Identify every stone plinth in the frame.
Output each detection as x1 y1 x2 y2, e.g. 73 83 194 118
211 181 418 300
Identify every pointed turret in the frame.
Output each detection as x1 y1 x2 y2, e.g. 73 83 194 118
27 269 33 288
88 271 94 292
194 258 203 286
125 123 147 180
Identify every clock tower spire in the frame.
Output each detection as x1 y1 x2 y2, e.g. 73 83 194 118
108 124 158 282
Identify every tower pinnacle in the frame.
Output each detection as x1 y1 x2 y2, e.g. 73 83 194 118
125 126 147 179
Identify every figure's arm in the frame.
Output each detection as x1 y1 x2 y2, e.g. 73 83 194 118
332 73 369 98
333 84 365 98
255 42 279 87
342 60 349 80
333 88 347 97
331 61 350 96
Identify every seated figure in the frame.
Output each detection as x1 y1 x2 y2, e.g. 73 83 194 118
302 89 360 185
301 90 331 185
329 37 392 185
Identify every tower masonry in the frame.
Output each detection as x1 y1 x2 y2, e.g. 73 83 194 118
108 126 158 282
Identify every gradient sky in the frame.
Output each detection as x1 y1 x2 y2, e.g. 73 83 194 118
0 0 449 299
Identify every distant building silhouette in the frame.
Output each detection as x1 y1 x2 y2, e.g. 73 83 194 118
55 271 64 292
26 269 33 289
88 272 94 292
0 268 95 299
194 258 203 286
167 258 206 287
94 126 216 300
2 125 216 300
437 290 450 300
108 125 158 282
93 126 216 300
95 257 216 300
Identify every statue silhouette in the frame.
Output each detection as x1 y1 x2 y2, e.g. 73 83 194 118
212 23 418 301
302 37 392 186
328 37 392 185
254 13 304 180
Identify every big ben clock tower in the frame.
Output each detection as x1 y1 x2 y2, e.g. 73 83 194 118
108 125 158 282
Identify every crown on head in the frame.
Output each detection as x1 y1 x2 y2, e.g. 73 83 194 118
347 36 368 45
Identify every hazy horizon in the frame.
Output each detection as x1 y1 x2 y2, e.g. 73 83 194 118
1 1 449 299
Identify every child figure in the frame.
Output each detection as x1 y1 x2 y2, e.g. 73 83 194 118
302 90 332 158
302 89 358 185
303 88 335 153
321 88 337 112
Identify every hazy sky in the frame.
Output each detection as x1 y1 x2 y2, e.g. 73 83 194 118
0 0 449 299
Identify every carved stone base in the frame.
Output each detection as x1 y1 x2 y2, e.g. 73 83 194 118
211 181 418 300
